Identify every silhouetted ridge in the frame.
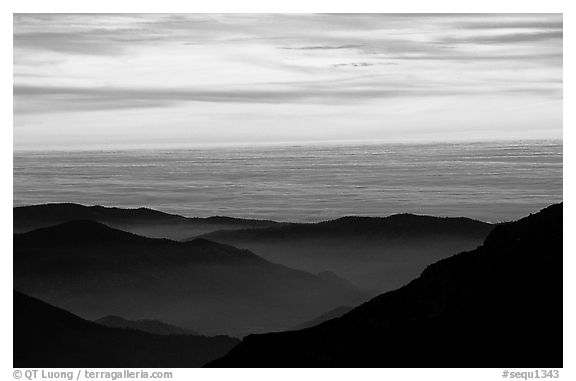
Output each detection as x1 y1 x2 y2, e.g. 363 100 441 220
202 215 282 225
15 220 365 336
15 222 271 268
14 203 283 240
199 213 492 242
317 213 493 237
482 203 561 249
13 291 239 367
209 203 562 367
95 315 198 336
197 211 493 291
14 203 186 225
14 202 281 227
182 238 268 264
325 213 488 231
291 306 354 330
14 220 158 247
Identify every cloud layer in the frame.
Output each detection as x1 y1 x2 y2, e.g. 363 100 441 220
13 13 563 150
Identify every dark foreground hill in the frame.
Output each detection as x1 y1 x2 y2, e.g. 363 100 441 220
13 291 238 367
13 203 280 240
95 316 198 336
209 203 562 367
14 221 365 336
199 214 493 291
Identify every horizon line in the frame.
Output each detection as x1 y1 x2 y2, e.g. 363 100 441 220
13 200 563 226
13 136 563 154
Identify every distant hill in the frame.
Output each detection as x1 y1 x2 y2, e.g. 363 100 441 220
95 316 198 336
13 291 238 367
14 203 494 291
14 221 366 336
199 213 491 240
13 203 281 240
198 213 494 291
14 219 160 247
209 203 562 367
200 214 491 240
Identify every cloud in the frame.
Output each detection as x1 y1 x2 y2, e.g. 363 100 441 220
457 20 563 30
14 31 128 56
12 83 427 111
13 14 209 56
14 77 561 115
13 13 563 150
281 45 361 50
13 13 563 65
382 53 562 63
333 62 377 68
443 30 563 45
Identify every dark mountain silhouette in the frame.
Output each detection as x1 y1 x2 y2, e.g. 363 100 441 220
14 219 159 247
13 203 281 240
13 291 238 367
291 306 354 330
198 214 494 291
14 204 494 292
209 203 562 367
14 221 366 336
200 214 491 241
95 316 198 336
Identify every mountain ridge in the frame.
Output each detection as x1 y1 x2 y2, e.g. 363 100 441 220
197 213 492 241
196 212 494 291
13 291 239 367
94 315 199 336
13 203 283 240
14 220 366 336
208 203 562 367
291 306 354 330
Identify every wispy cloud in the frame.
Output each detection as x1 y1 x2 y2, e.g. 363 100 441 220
12 83 433 112
14 76 561 114
13 13 563 149
456 19 563 30
333 62 376 68
281 45 361 50
443 30 563 45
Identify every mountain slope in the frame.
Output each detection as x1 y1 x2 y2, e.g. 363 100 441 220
291 306 354 330
13 291 238 367
13 203 281 240
209 203 562 367
199 214 494 291
94 316 199 336
14 221 365 336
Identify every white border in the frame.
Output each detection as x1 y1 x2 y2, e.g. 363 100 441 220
3 2 573 380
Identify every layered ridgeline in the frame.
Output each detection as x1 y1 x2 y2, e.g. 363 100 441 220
94 316 198 336
13 221 366 336
13 291 238 367
15 204 493 292
209 203 562 367
14 203 281 241
198 214 493 291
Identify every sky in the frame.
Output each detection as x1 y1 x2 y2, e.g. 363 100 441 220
13 13 563 150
